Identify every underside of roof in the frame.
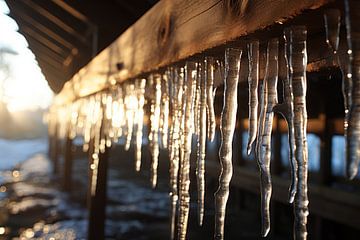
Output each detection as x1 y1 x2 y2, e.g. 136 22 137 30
5 0 158 93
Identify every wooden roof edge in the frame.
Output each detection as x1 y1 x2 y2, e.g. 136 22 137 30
53 0 334 106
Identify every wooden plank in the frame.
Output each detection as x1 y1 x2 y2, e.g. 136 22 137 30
53 0 333 105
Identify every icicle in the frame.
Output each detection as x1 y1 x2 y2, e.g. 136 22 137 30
214 48 242 240
124 84 136 151
160 74 170 148
276 28 297 204
135 79 146 171
256 38 279 237
191 64 198 134
90 94 104 196
324 9 341 54
168 67 180 240
104 94 113 148
205 57 216 141
288 26 309 240
197 58 207 226
246 40 259 155
344 0 360 179
194 63 202 136
177 62 195 240
149 74 162 188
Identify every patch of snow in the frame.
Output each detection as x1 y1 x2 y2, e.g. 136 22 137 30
0 138 47 171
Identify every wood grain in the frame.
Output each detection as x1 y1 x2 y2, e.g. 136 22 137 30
54 0 333 105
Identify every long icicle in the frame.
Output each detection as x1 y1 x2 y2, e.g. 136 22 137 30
214 48 242 240
124 84 134 151
161 74 170 149
168 67 179 240
170 67 183 239
197 58 207 226
246 40 259 155
178 62 195 240
135 78 146 171
256 38 279 237
206 56 216 141
194 63 201 137
150 74 162 188
275 29 297 203
344 0 360 179
290 26 309 240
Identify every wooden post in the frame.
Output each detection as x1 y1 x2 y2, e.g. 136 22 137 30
88 146 109 240
87 138 95 210
53 123 60 174
62 130 73 191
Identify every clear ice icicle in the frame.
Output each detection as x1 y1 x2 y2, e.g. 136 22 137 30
149 74 162 188
197 58 207 226
177 62 195 240
160 74 170 149
135 79 146 171
256 38 279 237
277 28 298 204
214 48 242 240
194 63 202 137
290 26 309 240
124 84 136 151
169 67 182 240
205 56 216 141
344 0 360 179
246 40 259 155
324 9 341 53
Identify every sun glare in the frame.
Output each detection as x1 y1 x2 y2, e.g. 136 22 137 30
0 0 53 113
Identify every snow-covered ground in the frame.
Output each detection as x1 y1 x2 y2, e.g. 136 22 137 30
0 138 47 170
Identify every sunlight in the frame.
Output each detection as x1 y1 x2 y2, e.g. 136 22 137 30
0 0 53 113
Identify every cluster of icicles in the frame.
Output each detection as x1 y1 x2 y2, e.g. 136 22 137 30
48 1 360 239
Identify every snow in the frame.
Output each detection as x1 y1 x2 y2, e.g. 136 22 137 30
0 138 47 170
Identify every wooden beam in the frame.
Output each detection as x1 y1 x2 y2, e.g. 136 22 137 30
53 0 333 105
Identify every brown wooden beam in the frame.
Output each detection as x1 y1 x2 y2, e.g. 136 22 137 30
53 0 333 105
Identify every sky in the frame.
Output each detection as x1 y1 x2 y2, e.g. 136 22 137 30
0 0 53 112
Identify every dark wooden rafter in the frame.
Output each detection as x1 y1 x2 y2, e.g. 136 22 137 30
19 26 68 58
51 0 90 23
12 11 77 51
5 0 158 92
27 41 65 65
20 0 89 44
